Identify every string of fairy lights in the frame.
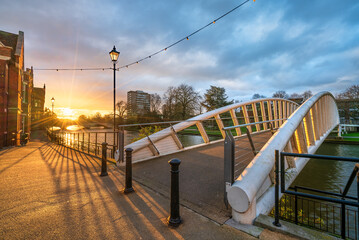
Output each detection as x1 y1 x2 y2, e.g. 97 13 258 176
34 0 251 72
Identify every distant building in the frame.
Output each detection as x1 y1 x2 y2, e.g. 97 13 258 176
127 90 150 116
0 30 33 148
31 84 46 129
336 98 359 124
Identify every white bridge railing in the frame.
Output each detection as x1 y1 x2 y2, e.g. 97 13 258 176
124 98 299 163
226 92 340 224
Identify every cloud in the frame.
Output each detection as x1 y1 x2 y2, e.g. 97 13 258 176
0 0 358 114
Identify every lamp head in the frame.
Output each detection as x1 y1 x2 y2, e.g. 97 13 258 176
51 97 55 103
109 45 120 63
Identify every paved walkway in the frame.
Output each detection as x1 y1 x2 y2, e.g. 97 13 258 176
0 134 295 239
132 131 273 224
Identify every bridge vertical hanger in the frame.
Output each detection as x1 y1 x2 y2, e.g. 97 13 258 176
196 121 210 143
284 141 296 168
230 109 241 136
286 102 291 118
170 126 184 149
242 105 252 133
260 102 268 130
304 112 315 146
252 103 260 132
312 105 320 141
273 101 278 128
297 121 308 153
282 101 287 123
215 114 226 138
267 101 273 127
278 101 283 126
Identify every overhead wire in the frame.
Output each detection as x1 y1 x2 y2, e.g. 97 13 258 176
33 0 251 72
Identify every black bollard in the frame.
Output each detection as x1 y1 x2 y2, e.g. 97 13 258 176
123 148 134 194
100 142 108 177
167 158 182 227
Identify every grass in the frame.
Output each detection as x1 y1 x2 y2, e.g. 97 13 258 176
342 132 359 137
178 126 261 136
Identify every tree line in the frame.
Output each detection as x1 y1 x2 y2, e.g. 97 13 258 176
79 84 358 124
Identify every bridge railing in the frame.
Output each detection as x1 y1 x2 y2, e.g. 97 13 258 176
227 91 340 224
47 130 119 159
123 98 299 163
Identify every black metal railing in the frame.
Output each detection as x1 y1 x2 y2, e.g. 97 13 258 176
47 129 120 160
273 151 359 239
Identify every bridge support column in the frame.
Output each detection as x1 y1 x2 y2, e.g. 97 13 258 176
231 198 257 225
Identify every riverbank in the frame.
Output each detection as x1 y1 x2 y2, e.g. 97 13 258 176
324 139 359 144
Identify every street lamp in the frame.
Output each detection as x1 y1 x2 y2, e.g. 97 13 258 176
109 46 120 132
51 97 55 133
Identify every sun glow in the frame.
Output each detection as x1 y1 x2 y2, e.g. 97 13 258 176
57 107 78 120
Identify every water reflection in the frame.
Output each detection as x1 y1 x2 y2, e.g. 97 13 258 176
293 143 359 198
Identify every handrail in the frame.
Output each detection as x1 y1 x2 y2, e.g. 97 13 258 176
227 91 340 224
125 97 299 162
274 151 359 239
223 118 287 131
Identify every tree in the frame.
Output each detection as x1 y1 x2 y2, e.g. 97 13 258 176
162 86 177 119
202 86 233 111
149 93 162 114
116 100 127 118
272 90 289 99
162 84 201 120
336 85 359 122
337 85 359 99
252 93 266 99
290 93 301 98
301 91 313 101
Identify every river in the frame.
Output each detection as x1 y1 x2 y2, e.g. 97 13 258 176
293 143 359 198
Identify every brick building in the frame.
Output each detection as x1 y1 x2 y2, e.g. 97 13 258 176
0 30 32 148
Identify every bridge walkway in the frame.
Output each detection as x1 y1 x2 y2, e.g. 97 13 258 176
130 131 273 224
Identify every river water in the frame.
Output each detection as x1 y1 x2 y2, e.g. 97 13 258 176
293 143 359 198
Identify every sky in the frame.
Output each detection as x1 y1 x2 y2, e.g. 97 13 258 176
1 0 358 118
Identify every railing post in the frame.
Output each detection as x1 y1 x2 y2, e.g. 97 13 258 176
357 172 359 239
294 186 298 224
224 130 235 208
167 158 182 227
341 201 345 239
118 128 125 163
124 148 134 194
100 142 108 177
273 149 281 227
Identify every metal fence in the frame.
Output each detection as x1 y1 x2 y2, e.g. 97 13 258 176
47 130 119 159
271 192 358 239
273 151 359 239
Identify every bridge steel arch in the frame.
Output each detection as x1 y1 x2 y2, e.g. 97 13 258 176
226 92 339 224
124 98 298 163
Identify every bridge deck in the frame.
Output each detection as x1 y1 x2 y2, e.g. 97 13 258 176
130 131 273 224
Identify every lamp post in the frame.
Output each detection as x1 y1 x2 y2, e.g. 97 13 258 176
51 97 55 133
109 46 120 133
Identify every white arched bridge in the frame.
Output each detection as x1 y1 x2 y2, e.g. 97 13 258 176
121 91 339 225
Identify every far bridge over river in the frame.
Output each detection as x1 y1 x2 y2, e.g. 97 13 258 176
53 91 340 225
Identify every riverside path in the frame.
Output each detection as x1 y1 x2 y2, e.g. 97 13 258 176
0 131 294 239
